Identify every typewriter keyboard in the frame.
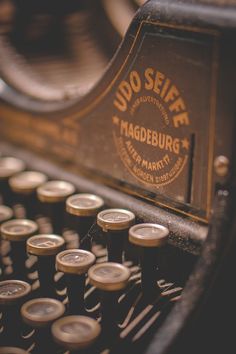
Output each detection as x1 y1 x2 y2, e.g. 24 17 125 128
0 155 191 354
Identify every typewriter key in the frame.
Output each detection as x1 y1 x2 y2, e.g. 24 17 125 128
0 205 13 224
66 193 104 250
37 180 75 204
37 180 75 234
0 219 38 280
88 262 130 291
9 171 47 195
66 194 104 218
97 209 135 263
21 297 65 327
9 171 48 218
0 219 38 242
27 234 65 297
56 249 95 314
129 223 169 301
0 206 13 278
0 348 28 354
0 280 31 305
88 262 130 338
0 158 25 180
0 157 25 205
0 280 31 346
51 315 101 352
21 298 65 353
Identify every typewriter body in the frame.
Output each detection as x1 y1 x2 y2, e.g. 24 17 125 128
0 0 236 353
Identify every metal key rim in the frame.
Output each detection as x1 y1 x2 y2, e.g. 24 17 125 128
27 234 65 256
56 249 96 274
88 262 131 291
0 219 38 241
37 180 75 203
97 208 135 231
21 297 65 327
0 205 13 224
129 223 169 248
0 157 25 179
9 171 48 194
0 280 31 305
51 315 101 350
66 193 104 217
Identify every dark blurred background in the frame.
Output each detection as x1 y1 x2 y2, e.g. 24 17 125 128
0 0 146 101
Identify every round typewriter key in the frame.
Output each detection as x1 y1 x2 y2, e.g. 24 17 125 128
0 206 13 277
0 280 31 305
21 298 65 353
0 219 38 280
9 171 47 195
97 209 135 263
129 223 169 247
88 262 130 291
0 280 31 347
0 205 13 224
37 180 75 203
0 157 25 205
0 157 25 180
129 223 169 301
1 219 38 242
0 347 28 354
56 249 95 314
21 298 65 327
27 234 65 297
9 171 48 218
57 249 96 275
52 315 101 352
66 194 104 217
27 234 65 257
97 209 135 232
66 194 104 250
37 180 75 234
89 263 130 338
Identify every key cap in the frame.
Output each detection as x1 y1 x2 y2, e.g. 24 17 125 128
52 315 101 353
0 206 13 224
0 157 25 205
21 297 65 354
56 249 95 314
0 280 31 347
9 171 47 219
66 193 104 250
88 262 130 340
0 219 38 281
129 223 169 301
0 206 13 279
37 180 75 234
27 234 65 297
97 209 135 263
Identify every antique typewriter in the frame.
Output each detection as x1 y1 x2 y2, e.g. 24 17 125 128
0 0 236 353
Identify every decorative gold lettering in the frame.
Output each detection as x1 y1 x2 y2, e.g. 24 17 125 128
144 67 154 90
169 97 186 113
164 85 179 103
173 112 190 127
153 71 165 94
130 71 141 93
